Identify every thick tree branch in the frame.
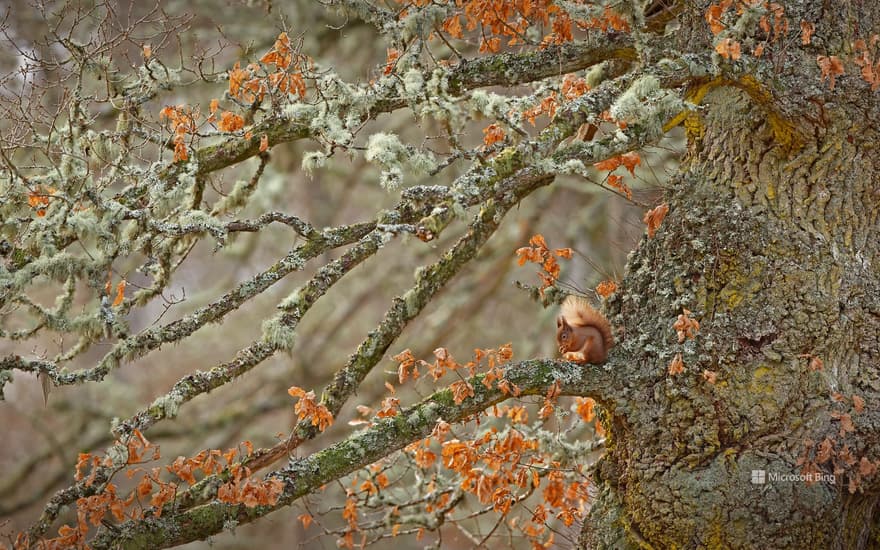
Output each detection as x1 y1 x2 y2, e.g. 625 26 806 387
150 34 635 186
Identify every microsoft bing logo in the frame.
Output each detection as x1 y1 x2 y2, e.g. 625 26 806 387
751 470 766 484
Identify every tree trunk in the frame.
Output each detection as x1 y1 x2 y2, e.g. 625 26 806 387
581 2 880 548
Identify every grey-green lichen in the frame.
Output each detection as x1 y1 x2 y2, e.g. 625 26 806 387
610 75 684 128
261 317 296 351
301 151 327 174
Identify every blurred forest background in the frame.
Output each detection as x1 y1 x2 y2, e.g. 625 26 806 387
0 0 680 547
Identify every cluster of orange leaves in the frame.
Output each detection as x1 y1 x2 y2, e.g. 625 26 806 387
392 344 517 406
815 38 880 92
400 417 588 547
482 123 506 147
797 393 878 494
158 32 305 162
328 342 603 548
384 48 400 76
705 1 879 93
425 0 628 52
706 1 787 60
561 73 590 99
595 280 617 298
522 93 559 125
288 386 334 432
229 32 308 104
515 234 573 295
331 463 394 548
104 273 127 307
817 55 845 90
853 35 880 91
594 152 640 200
34 431 281 548
673 308 700 343
667 308 700 376
519 73 591 129
159 105 196 162
26 185 56 217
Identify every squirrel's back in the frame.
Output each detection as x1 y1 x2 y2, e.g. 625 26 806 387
560 295 614 352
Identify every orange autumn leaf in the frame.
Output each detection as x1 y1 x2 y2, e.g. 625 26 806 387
593 157 621 172
412 446 437 469
259 134 269 152
482 123 505 147
643 203 669 238
853 394 865 414
715 38 741 60
702 370 718 384
668 353 685 376
218 111 245 132
260 32 293 69
516 234 572 296
620 152 641 175
228 62 250 99
441 14 463 38
376 396 400 418
817 55 845 90
853 39 880 91
606 174 632 200
596 280 617 297
450 380 475 404
479 36 501 53
554 247 573 259
28 185 55 216
832 411 855 437
799 353 824 371
112 280 126 307
299 513 313 529
137 475 153 497
800 21 815 44
575 397 596 422
384 48 399 76
673 308 700 342
75 453 92 481
287 386 334 431
705 0 732 35
561 73 590 99
173 138 188 162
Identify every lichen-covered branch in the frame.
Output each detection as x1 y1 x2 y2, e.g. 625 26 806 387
154 34 636 186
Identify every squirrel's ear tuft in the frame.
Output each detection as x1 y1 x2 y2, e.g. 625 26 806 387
557 315 566 329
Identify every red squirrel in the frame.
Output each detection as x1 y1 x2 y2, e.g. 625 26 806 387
556 295 613 364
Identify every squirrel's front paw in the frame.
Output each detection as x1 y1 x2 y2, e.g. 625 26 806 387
563 351 586 363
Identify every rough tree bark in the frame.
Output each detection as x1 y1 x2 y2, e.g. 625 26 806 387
581 1 880 548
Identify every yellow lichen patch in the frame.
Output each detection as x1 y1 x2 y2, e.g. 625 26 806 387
735 75 804 154
722 288 744 309
749 366 776 395
664 75 804 154
662 77 725 134
683 111 705 143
